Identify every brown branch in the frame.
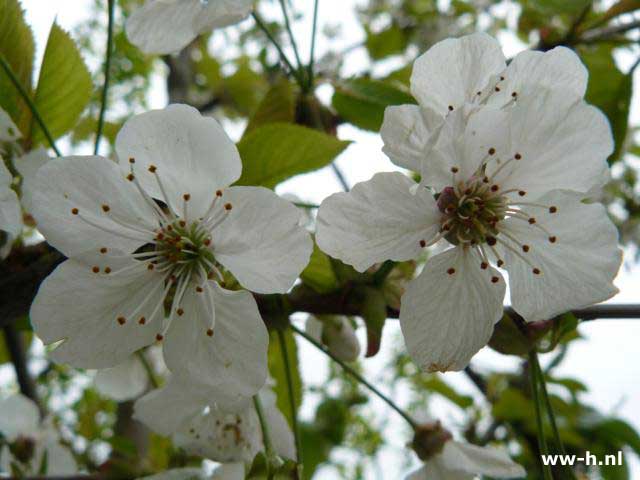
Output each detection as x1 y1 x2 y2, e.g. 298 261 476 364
3 323 41 413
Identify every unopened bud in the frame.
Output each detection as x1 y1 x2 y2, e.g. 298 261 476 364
306 316 361 362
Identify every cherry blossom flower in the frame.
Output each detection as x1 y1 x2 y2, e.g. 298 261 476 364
0 394 77 476
316 36 621 372
133 378 295 465
408 440 525 480
30 104 312 400
126 0 254 55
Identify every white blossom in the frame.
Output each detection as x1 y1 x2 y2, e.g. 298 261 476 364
306 315 361 362
133 378 295 464
316 35 621 372
126 0 255 55
408 440 525 480
30 104 312 401
0 394 77 476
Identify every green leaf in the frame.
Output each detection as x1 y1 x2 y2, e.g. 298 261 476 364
267 329 302 428
358 286 387 357
300 242 339 293
0 0 35 133
244 77 296 135
488 314 532 356
236 123 350 188
332 78 416 132
364 24 409 60
31 23 91 145
529 0 591 15
223 57 268 117
420 375 474 409
581 45 632 164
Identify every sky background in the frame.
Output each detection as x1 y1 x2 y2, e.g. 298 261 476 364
6 0 640 478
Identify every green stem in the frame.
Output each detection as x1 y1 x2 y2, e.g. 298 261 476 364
277 329 303 466
253 394 275 457
252 12 306 88
534 352 576 478
136 350 159 389
0 56 61 157
528 351 553 480
278 0 304 74
94 0 116 155
292 324 418 430
308 0 320 89
373 260 396 286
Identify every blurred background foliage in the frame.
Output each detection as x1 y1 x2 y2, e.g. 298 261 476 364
1 0 640 479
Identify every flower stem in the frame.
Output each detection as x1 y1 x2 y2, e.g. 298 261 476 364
278 0 304 75
533 351 576 479
253 394 275 457
528 350 553 480
252 12 306 88
0 56 61 157
293 201 319 209
94 0 116 155
373 260 396 286
277 329 303 466
308 0 320 89
291 324 418 430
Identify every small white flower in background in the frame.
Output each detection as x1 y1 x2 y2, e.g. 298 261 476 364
30 104 312 401
126 0 255 55
133 378 295 466
306 315 361 362
316 34 622 373
408 440 525 480
0 159 21 259
0 394 77 476
140 463 244 480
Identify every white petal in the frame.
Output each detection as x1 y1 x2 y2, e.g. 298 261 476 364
212 186 312 293
501 190 621 322
14 147 50 214
42 440 77 475
490 47 588 106
380 105 444 172
115 105 242 220
0 108 20 142
400 247 505 372
471 88 612 200
133 379 209 437
439 441 526 478
0 394 40 440
259 388 296 460
126 0 203 55
211 463 245 480
0 161 21 242
316 172 441 272
141 468 207 480
407 462 474 480
30 259 165 369
95 354 148 402
197 0 253 31
163 283 268 398
31 155 157 258
410 33 505 115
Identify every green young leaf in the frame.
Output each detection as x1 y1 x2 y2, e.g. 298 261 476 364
332 78 416 132
488 314 532 356
358 286 388 357
267 329 302 428
364 24 409 60
244 77 296 135
581 45 632 164
300 242 340 294
223 57 268 117
419 375 474 409
0 0 35 134
31 23 91 145
236 123 350 188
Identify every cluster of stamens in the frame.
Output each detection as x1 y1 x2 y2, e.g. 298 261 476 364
69 158 234 339
418 146 560 280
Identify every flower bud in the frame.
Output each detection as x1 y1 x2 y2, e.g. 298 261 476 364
306 315 361 362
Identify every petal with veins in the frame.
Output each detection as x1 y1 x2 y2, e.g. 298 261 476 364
30 259 165 369
439 441 526 478
163 283 268 399
501 190 621 322
31 155 157 258
400 247 505 372
115 104 242 219
411 32 505 115
212 186 312 294
317 172 441 272
14 147 50 214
